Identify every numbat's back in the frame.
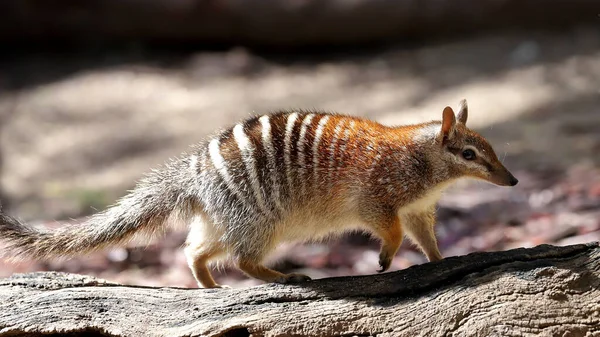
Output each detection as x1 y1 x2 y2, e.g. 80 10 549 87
0 99 518 288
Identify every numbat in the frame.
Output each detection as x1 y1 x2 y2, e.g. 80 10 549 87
0 99 518 288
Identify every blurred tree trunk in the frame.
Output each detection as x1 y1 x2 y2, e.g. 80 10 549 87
0 0 597 47
1 243 599 336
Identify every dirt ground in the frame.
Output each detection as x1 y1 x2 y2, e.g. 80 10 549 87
0 25 599 288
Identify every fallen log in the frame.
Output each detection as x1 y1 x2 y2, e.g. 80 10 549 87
1 242 599 337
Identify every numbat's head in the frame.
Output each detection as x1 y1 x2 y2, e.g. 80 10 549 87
435 99 518 187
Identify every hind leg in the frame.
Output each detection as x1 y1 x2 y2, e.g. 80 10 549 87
237 258 311 284
184 217 227 288
232 228 311 284
184 243 225 288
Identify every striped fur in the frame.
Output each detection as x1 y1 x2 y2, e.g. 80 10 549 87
0 101 519 288
284 112 299 194
259 115 285 213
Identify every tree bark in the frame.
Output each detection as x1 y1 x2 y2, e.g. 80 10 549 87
0 0 597 47
1 243 599 337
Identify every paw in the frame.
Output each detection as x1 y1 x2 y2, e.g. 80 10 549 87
427 252 443 262
275 273 312 284
378 252 392 273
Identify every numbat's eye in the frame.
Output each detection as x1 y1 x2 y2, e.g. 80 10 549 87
462 149 476 160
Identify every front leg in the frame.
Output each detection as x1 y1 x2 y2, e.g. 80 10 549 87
363 211 404 273
402 208 443 262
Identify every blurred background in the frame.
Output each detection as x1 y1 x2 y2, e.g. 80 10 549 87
0 0 599 288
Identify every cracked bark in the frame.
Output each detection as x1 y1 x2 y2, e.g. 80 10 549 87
1 243 599 337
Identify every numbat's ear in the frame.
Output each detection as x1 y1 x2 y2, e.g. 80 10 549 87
457 99 468 125
438 106 456 145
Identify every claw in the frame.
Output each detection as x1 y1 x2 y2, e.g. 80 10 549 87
379 253 391 273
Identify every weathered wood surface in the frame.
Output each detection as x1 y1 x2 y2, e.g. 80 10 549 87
0 0 598 47
1 243 599 337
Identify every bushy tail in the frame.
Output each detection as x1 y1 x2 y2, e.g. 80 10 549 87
0 166 188 261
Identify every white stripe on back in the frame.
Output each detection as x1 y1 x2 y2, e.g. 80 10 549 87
312 115 330 185
335 120 355 178
259 115 285 213
233 123 269 214
327 119 346 184
284 112 299 191
208 137 245 202
297 114 315 194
